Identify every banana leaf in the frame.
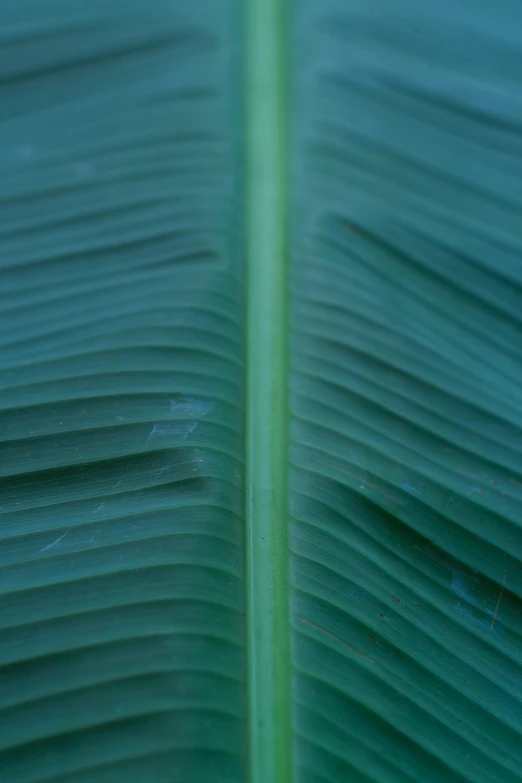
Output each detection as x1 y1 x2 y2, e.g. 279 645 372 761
1 1 522 782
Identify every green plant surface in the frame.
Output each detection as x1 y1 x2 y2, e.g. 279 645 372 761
245 1 291 782
1 1 522 782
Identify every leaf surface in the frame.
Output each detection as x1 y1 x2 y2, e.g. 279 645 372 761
1 1 522 782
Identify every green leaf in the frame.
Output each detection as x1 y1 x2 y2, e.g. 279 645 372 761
1 1 522 782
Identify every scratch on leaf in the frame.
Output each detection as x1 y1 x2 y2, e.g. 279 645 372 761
490 573 506 632
39 531 67 554
146 421 197 446
331 464 401 504
297 615 374 663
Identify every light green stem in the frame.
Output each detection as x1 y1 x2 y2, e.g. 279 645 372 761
245 0 291 781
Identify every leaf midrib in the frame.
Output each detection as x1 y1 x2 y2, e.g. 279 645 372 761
245 0 291 781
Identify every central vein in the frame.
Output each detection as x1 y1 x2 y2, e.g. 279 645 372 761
245 0 291 780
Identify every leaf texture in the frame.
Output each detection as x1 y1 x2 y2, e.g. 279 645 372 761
290 2 522 782
1 3 245 782
1 0 522 782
